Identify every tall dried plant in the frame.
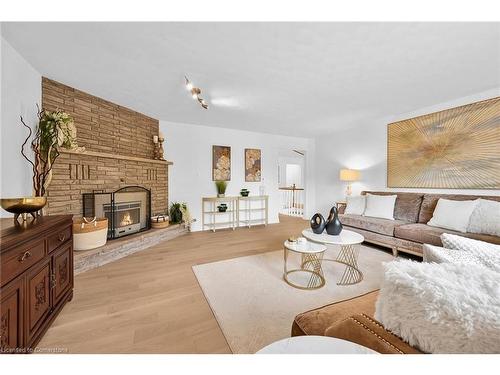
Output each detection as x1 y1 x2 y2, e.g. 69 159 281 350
20 106 80 197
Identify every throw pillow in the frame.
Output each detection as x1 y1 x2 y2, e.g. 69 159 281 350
427 198 477 232
344 195 366 215
467 199 500 237
375 259 500 353
422 244 500 272
441 233 500 252
363 194 396 220
440 233 500 272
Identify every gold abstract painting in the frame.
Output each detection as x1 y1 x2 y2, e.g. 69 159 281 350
245 148 262 182
387 97 500 189
212 145 231 181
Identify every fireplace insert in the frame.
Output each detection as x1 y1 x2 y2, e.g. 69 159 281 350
82 186 151 239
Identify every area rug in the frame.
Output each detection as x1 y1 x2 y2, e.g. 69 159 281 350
192 244 393 353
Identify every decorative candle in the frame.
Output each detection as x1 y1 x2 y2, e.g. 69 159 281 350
153 135 158 143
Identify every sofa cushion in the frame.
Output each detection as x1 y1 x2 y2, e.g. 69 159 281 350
292 290 379 336
394 223 500 246
418 194 500 224
362 191 424 223
339 214 408 236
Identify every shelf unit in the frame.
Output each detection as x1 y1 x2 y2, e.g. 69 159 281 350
201 195 269 232
238 196 269 228
201 196 238 232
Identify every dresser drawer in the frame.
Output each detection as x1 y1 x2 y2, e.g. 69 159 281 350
47 225 71 254
1 241 45 287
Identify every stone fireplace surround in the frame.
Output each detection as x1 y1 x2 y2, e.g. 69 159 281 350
42 78 172 218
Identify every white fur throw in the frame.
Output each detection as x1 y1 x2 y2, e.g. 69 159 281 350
375 260 500 353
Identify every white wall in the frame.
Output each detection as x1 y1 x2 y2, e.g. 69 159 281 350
160 120 315 231
278 154 305 188
0 36 42 216
315 88 500 215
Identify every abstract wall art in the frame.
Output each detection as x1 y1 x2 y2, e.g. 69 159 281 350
245 148 262 182
387 97 500 189
212 145 231 181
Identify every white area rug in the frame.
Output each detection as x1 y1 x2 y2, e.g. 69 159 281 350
193 245 393 353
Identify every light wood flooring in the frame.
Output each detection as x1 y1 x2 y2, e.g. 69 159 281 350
38 215 310 353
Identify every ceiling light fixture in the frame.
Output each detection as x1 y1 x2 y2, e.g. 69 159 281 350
185 76 208 109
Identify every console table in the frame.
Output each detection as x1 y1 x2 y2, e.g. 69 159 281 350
201 196 238 232
237 195 268 228
0 215 74 353
201 195 269 232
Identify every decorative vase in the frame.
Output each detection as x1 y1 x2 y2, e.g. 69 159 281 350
0 196 47 222
310 213 326 234
325 206 343 235
217 193 225 198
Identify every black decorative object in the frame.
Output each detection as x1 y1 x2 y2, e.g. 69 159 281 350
217 203 228 212
325 206 343 235
240 189 250 197
310 213 326 234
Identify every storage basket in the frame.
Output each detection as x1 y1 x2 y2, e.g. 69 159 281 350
73 217 108 251
151 214 170 229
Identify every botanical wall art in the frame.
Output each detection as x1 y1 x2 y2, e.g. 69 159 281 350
387 96 500 189
212 145 231 181
245 148 262 182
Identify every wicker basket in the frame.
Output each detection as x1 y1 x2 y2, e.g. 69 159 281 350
151 214 170 229
73 217 108 251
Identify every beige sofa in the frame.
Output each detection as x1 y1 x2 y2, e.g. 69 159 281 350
339 191 500 256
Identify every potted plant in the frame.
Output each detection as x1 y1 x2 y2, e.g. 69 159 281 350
169 202 183 224
215 180 227 198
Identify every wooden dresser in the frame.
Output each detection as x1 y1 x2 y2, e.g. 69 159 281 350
1 215 73 353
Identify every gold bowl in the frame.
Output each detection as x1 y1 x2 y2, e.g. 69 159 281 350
1 197 47 221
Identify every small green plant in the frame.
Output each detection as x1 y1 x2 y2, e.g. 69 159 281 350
215 180 227 196
169 202 183 224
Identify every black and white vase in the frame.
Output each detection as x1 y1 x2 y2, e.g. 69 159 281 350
310 213 326 234
325 206 343 235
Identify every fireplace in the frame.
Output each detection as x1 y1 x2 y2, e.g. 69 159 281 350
83 186 151 239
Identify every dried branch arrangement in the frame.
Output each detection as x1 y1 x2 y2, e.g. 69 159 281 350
20 106 83 196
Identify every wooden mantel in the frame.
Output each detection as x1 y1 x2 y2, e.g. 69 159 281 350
59 148 173 166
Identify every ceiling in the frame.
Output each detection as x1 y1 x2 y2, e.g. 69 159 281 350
2 22 499 137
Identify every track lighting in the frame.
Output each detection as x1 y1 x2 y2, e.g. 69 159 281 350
185 76 209 109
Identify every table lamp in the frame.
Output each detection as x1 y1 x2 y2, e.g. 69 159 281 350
339 169 360 196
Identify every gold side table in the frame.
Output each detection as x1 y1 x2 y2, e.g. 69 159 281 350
283 240 327 290
301 228 364 286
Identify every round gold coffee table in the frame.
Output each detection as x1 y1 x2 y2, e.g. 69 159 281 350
302 228 364 286
283 240 327 290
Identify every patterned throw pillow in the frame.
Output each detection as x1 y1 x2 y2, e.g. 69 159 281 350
440 233 500 273
423 244 499 272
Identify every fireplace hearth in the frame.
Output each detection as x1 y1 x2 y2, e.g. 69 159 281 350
83 186 151 239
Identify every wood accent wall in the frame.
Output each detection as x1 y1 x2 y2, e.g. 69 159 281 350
42 78 169 217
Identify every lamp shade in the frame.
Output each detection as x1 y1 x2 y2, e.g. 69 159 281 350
339 169 360 181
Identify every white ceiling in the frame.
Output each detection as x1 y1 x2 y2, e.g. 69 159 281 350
2 22 499 137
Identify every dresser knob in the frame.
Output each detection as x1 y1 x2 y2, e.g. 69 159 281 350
58 233 66 242
19 251 32 262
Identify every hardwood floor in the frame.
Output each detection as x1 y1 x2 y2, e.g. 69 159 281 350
38 215 309 353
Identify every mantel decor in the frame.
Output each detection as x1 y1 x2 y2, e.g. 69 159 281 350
20 106 84 197
387 96 500 189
